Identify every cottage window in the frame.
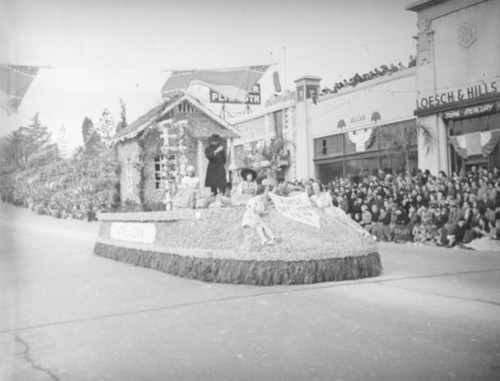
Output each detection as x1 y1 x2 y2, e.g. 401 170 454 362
154 155 168 189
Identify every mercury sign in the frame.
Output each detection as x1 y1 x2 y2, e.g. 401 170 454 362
210 84 261 104
415 81 497 110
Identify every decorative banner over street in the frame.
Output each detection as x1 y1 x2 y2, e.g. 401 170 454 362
162 65 269 103
0 65 39 114
269 192 320 228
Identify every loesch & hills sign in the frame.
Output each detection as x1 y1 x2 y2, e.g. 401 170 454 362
415 81 497 111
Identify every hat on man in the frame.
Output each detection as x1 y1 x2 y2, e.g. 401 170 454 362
240 168 257 181
209 133 222 143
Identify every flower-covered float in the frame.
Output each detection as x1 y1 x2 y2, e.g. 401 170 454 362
94 190 382 286
94 96 381 285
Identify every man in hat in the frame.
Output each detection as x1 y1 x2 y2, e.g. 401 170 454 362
205 134 227 196
439 201 464 245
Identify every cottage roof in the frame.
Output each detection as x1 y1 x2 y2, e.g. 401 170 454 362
111 92 240 144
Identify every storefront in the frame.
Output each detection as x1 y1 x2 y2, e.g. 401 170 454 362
314 119 418 182
294 68 418 183
407 0 500 175
415 91 500 173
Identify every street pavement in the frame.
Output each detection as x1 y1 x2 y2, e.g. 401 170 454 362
1 201 499 381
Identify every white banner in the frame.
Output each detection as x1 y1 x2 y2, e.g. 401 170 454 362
110 222 156 244
269 192 320 229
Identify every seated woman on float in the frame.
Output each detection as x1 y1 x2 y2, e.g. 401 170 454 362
231 168 258 206
173 165 200 209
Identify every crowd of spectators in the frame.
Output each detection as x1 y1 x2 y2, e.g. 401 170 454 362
0 157 119 221
282 166 500 250
321 55 417 95
2 158 500 251
0 178 117 221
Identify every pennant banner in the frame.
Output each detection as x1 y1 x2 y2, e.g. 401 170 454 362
269 192 320 229
0 65 39 114
450 129 500 159
162 65 269 103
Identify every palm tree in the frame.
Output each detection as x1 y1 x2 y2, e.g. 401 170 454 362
260 137 291 186
377 122 434 176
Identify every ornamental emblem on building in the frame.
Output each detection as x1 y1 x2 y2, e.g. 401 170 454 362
458 23 476 48
417 17 431 33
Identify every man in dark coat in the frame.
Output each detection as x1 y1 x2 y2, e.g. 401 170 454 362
205 134 227 196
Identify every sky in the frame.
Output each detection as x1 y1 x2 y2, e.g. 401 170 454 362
0 0 418 150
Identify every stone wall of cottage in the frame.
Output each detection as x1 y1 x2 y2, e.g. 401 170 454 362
117 139 141 204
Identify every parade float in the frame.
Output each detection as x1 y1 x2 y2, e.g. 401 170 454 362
93 91 382 285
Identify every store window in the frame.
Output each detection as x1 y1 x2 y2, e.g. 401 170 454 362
314 119 418 182
314 134 343 158
317 161 343 182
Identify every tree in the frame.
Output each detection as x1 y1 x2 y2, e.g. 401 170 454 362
5 129 27 168
81 117 102 156
57 125 72 159
0 134 21 169
116 98 127 132
260 137 291 187
377 122 434 176
97 108 116 143
22 113 51 165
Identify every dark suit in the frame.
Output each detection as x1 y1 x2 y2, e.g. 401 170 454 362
204 143 227 195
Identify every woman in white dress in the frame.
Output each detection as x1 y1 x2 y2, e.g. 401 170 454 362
173 165 200 209
310 182 371 237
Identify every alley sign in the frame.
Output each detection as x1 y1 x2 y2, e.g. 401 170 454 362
210 84 261 104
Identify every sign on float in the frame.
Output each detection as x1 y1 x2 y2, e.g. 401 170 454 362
209 84 261 104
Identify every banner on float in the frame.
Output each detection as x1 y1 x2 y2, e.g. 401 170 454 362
269 192 320 229
110 222 156 244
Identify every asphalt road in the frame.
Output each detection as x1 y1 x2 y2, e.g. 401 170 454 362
1 201 500 381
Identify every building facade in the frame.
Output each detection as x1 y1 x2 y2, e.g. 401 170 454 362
294 69 418 183
407 0 500 174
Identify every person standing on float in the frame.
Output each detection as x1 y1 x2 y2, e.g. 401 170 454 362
205 134 227 196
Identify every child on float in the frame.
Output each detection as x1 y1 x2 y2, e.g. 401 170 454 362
241 184 278 246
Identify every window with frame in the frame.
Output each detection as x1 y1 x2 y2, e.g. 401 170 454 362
154 155 168 189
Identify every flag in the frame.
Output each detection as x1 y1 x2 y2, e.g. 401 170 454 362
0 65 39 114
273 71 281 93
162 65 269 103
